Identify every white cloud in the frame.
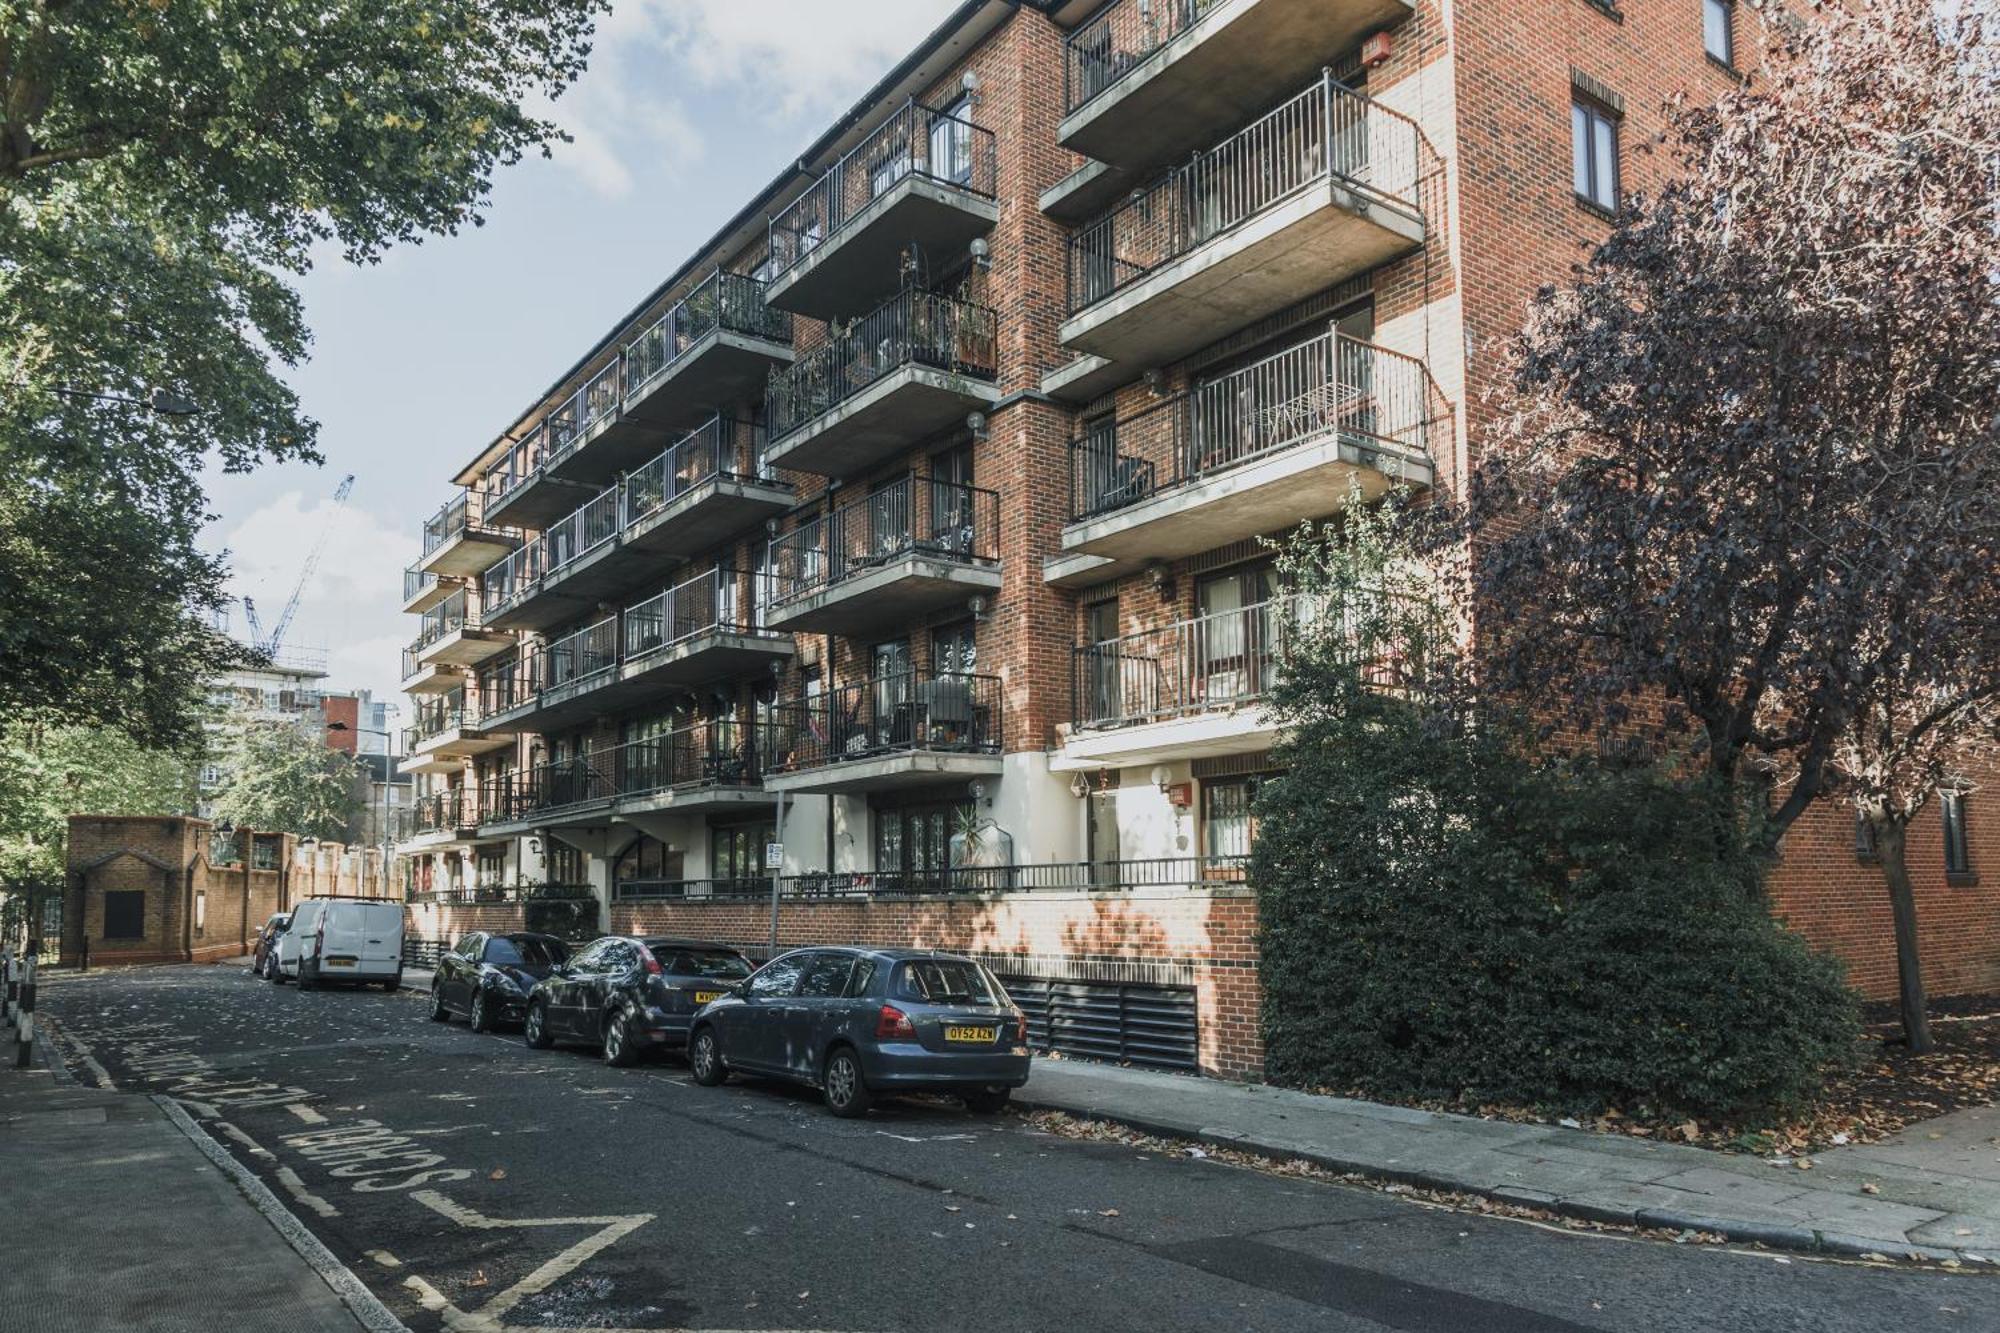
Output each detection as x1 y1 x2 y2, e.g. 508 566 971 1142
655 0 961 119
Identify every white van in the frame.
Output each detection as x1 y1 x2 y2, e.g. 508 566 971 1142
273 898 404 990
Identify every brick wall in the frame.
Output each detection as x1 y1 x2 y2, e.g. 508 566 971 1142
402 901 531 947
611 887 1264 1078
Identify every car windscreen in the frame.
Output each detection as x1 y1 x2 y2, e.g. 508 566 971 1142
892 959 998 1006
485 936 568 967
657 948 751 980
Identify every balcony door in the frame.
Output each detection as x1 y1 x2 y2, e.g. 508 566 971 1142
928 98 975 187
928 444 975 557
1195 563 1277 709
871 640 913 749
1081 598 1124 726
876 797 974 889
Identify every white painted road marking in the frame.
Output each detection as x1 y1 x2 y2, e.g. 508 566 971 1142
288 1103 330 1125
408 1190 654 1327
275 1165 342 1218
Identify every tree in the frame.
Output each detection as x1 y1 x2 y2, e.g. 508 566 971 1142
0 715 197 943
1465 1 1999 1047
0 0 605 744
212 722 364 841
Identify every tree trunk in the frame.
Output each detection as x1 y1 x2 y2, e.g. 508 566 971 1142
1872 817 1934 1053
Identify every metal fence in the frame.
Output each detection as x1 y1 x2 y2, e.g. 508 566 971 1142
1069 330 1444 520
1072 593 1320 729
421 489 504 555
767 99 997 280
411 589 472 652
764 289 997 442
623 567 762 658
1063 0 1221 113
406 687 474 746
766 475 999 608
626 270 791 397
623 416 775 527
413 789 478 835
612 855 1251 903
543 361 623 474
765 670 1002 773
1067 72 1425 313
403 565 436 602
481 486 619 614
487 423 550 510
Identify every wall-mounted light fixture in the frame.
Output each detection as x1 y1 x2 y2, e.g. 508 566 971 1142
969 237 992 273
966 410 990 441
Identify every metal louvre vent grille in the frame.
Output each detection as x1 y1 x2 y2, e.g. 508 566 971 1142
1192 751 1278 780
998 974 1200 1072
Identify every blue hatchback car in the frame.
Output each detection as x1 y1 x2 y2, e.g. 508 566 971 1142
688 947 1031 1116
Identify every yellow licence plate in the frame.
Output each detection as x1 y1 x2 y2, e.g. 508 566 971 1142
325 958 356 967
692 991 723 1004
945 1025 997 1044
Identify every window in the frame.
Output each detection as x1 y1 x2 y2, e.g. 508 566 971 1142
893 958 998 1004
454 934 485 960
546 842 586 887
798 952 858 998
1203 776 1263 861
1703 0 1734 66
654 947 751 980
614 835 683 890
746 953 808 998
1571 96 1621 213
476 846 507 889
929 97 975 186
103 890 146 940
485 935 568 968
877 798 974 882
1943 790 1973 879
931 622 978 677
712 822 774 886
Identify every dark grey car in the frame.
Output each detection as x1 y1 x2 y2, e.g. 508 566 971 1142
687 948 1031 1117
523 936 752 1066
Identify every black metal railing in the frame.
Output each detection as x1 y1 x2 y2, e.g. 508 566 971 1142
767 475 999 608
1063 0 1222 114
404 565 437 602
623 567 764 658
625 270 791 396
1069 330 1444 520
481 485 619 614
411 589 473 652
413 789 478 835
422 489 507 555
765 671 1001 773
623 416 780 527
764 289 997 443
406 688 476 747
767 99 997 281
1067 72 1425 313
612 856 1252 902
1072 593 1322 729
610 723 762 799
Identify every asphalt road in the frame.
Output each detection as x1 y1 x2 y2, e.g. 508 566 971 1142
38 965 2000 1333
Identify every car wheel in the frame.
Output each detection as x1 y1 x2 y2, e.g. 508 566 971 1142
297 963 317 992
269 958 288 985
523 1001 553 1050
688 1027 727 1086
429 985 451 1022
603 1010 638 1068
963 1086 1011 1115
823 1047 873 1119
469 990 493 1033
383 972 402 993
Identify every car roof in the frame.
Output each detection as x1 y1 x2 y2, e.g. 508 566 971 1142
774 946 977 965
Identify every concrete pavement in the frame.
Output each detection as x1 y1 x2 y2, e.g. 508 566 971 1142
0 1020 393 1332
1015 1059 2000 1265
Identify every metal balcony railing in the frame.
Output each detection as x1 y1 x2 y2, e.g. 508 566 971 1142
1063 0 1221 114
766 475 999 609
401 648 423 681
1066 73 1426 314
611 723 763 799
406 688 476 747
625 270 791 397
623 567 764 658
767 99 998 282
623 416 779 527
1073 593 1344 729
1069 331 1445 520
413 790 478 835
610 855 1253 902
403 565 437 602
421 489 504 555
764 288 998 443
411 590 473 651
487 424 550 509
481 486 619 614
544 616 619 694
766 671 1002 773
543 361 623 474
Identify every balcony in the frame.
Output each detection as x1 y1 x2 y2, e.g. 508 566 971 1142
1062 75 1428 369
477 569 792 735
481 725 770 832
765 477 1001 637
401 565 450 615
409 590 513 669
1061 594 1318 768
766 101 999 319
417 490 520 579
1052 331 1443 585
1059 0 1415 173
398 790 482 849
764 671 1004 795
479 488 627 633
763 290 1000 479
621 416 793 559
481 423 600 529
400 648 463 696
401 689 510 775
622 270 794 432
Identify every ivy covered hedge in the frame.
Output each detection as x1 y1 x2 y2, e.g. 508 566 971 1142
1252 509 1859 1121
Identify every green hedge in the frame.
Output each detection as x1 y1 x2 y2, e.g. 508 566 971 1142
1252 685 1859 1121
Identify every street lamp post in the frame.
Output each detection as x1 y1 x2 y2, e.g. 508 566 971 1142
326 720 400 889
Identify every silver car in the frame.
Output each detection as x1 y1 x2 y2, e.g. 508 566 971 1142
687 947 1031 1117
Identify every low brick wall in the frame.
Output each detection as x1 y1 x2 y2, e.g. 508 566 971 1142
402 901 531 947
611 888 1265 1079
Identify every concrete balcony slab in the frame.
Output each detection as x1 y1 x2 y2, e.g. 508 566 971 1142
764 558 1001 639
766 178 1000 321
765 366 1002 480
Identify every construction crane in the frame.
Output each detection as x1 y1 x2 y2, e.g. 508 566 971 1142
243 474 356 657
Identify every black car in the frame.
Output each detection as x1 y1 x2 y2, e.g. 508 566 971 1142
523 936 752 1066
689 948 1031 1117
429 932 571 1031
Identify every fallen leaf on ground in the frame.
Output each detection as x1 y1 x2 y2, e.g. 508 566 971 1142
488 1168 506 1180
1098 1208 1121 1217
1861 1182 1879 1194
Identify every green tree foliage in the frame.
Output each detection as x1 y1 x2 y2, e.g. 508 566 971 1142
212 722 364 841
0 716 196 885
0 0 605 743
1254 505 1859 1120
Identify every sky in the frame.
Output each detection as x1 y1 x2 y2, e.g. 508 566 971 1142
205 0 960 721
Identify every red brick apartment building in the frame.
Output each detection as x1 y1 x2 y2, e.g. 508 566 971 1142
395 0 1996 1076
